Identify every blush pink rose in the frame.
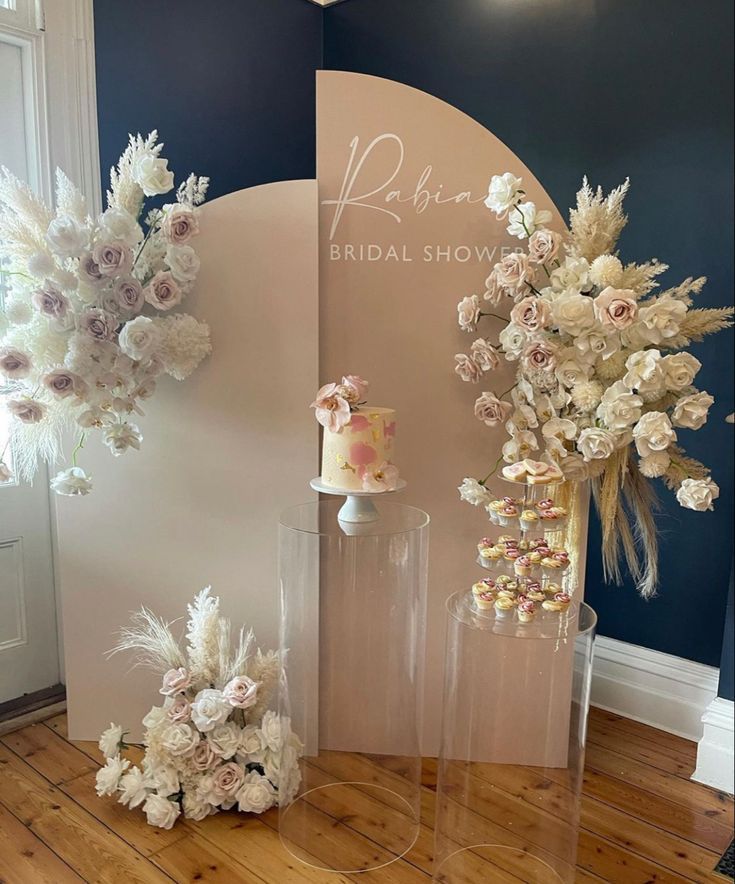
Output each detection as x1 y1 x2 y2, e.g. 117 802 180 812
528 229 561 265
162 205 199 244
522 340 558 373
0 347 32 379
222 676 259 709
160 667 192 696
474 392 513 427
211 761 245 800
32 283 70 320
42 369 88 400
7 397 45 424
144 271 182 311
167 696 191 723
510 296 551 333
593 287 638 330
191 739 217 772
494 252 534 298
310 382 351 432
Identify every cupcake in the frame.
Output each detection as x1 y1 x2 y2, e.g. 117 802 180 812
536 498 555 512
554 592 572 611
494 596 516 619
497 585 517 600
486 500 504 524
525 582 545 602
527 550 543 565
542 596 564 613
496 574 513 587
472 578 495 597
487 546 503 562
497 535 517 546
478 547 495 567
545 582 562 596
517 600 537 624
503 548 522 564
477 537 493 554
498 504 519 527
514 555 532 577
541 557 563 575
552 551 570 571
520 509 539 531
540 510 560 527
475 590 496 611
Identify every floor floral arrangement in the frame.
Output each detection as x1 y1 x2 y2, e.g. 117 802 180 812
455 173 733 596
95 588 302 829
0 131 211 495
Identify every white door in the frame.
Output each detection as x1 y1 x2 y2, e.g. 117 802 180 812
0 13 60 703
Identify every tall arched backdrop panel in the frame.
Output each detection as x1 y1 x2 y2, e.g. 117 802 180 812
317 72 588 752
56 182 319 740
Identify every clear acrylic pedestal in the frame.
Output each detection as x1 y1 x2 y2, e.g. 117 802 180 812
434 594 597 883
278 500 429 874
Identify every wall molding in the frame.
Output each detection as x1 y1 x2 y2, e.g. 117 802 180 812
591 636 719 742
693 697 734 794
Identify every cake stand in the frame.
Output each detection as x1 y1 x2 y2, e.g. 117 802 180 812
310 477 407 524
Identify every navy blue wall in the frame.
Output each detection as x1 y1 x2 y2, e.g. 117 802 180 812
94 0 322 201
323 0 734 666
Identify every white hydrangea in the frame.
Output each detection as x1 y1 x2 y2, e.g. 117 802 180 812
589 254 624 288
156 315 212 381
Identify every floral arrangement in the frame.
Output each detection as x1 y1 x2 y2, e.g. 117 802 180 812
455 173 733 596
311 374 370 432
0 131 212 495
94 588 302 829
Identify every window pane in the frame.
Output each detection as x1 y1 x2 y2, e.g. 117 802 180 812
0 39 28 178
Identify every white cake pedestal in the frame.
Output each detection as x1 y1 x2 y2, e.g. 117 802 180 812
310 477 407 526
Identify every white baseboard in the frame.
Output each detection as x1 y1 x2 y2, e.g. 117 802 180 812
591 636 719 742
692 697 734 794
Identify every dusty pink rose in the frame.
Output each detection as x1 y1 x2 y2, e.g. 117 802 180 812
310 382 351 432
145 271 182 311
7 397 45 424
160 667 192 696
527 229 561 265
222 676 259 709
510 296 551 333
522 340 558 373
32 283 70 320
362 462 400 492
78 252 104 284
162 205 199 244
474 392 513 427
114 276 144 313
593 287 638 330
211 761 245 800
167 696 192 723
191 739 217 772
494 252 534 298
483 268 504 306
0 347 32 379
92 241 134 277
0 462 12 483
470 338 500 372
42 369 88 400
80 308 115 341
454 353 480 383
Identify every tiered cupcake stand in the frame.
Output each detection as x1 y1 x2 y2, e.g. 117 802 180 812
433 476 597 884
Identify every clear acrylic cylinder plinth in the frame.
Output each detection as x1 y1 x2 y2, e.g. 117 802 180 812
278 500 429 874
434 595 596 884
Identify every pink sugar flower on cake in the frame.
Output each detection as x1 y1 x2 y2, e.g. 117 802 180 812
362 462 400 492
311 382 351 432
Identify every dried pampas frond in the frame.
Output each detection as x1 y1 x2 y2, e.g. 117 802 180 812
247 649 281 721
109 607 185 671
662 445 710 492
185 587 221 685
622 456 660 599
618 260 669 297
224 626 256 686
653 275 707 307
54 169 87 223
568 176 630 262
593 447 629 586
666 306 734 347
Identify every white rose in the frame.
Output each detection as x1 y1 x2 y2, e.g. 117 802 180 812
639 452 671 478
117 766 148 809
239 725 268 759
577 427 616 462
550 257 591 293
147 765 180 797
554 348 592 388
235 771 277 814
596 381 643 431
143 793 180 829
506 201 552 240
259 710 284 752
99 207 143 247
632 411 676 457
457 294 481 333
484 172 523 217
661 353 702 391
46 215 88 258
95 755 129 797
208 722 242 759
159 722 198 757
635 295 687 345
142 705 168 731
50 467 93 496
118 316 162 362
133 154 175 196
672 391 714 430
191 688 231 733
182 792 216 821
166 245 201 283
676 477 719 512
98 723 124 759
454 353 480 383
623 349 665 397
551 292 596 337
457 477 492 507
559 453 589 482
498 322 526 358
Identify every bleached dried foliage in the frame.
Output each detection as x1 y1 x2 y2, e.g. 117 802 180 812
107 130 161 216
667 307 734 347
185 587 222 686
619 260 669 297
567 176 630 261
110 607 186 672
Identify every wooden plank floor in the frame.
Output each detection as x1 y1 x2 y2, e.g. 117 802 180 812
0 708 731 883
